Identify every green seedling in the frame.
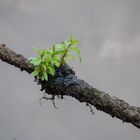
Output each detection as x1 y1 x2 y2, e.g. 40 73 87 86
28 35 81 81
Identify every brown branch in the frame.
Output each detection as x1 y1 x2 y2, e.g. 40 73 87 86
0 44 140 129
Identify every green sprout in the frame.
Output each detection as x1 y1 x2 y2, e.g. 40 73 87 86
28 35 81 81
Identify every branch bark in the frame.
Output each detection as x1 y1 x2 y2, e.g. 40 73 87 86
0 44 140 129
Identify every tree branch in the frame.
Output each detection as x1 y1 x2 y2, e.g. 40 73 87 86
0 44 140 129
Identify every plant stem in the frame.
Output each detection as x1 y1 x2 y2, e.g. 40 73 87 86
60 43 72 65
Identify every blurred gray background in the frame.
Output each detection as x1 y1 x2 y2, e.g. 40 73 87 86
0 0 140 139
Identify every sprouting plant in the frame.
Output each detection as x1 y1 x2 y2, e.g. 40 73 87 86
28 35 81 81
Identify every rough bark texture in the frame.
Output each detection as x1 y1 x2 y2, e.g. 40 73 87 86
0 44 140 129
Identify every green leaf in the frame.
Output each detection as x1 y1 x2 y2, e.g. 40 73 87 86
66 55 74 60
72 46 80 54
54 60 60 67
48 66 55 76
31 69 39 77
55 44 65 50
64 40 71 47
72 46 82 62
45 51 52 56
30 57 41 66
51 57 60 67
41 76 44 81
39 49 47 59
73 40 79 45
69 34 73 42
34 48 41 55
37 75 40 80
43 72 48 81
54 50 65 55
29 60 36 65
42 64 47 72
28 57 36 61
42 49 47 54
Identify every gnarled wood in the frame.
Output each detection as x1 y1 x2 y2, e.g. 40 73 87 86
0 44 140 129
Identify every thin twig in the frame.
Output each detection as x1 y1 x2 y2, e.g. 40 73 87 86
86 103 94 115
40 94 58 109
